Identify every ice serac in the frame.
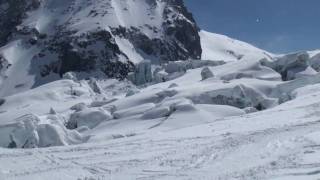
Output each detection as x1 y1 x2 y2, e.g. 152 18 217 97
261 52 311 81
0 0 201 96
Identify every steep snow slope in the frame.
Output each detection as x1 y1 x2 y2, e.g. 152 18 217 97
0 40 43 97
24 0 165 37
200 30 273 62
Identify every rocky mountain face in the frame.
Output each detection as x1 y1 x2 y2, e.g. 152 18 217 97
0 0 201 96
0 0 41 46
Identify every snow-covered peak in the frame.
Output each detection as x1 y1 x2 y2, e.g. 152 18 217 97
25 0 166 38
200 30 273 62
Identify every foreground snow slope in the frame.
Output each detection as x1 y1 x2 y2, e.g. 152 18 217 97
1 83 320 179
1 49 320 179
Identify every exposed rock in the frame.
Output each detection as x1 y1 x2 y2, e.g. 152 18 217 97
0 55 10 76
0 0 40 46
49 108 57 115
201 67 214 80
111 0 202 63
0 98 5 106
36 30 135 80
162 0 202 60
1 0 201 89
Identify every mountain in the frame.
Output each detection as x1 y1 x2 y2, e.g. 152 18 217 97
0 0 201 97
1 1 320 180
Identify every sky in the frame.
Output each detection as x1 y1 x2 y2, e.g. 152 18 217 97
184 0 320 53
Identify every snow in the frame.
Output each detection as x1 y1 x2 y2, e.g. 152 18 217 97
200 30 272 62
67 108 113 129
1 11 320 180
0 40 40 97
114 37 145 64
24 0 166 38
2 92 320 179
0 80 94 125
307 49 320 58
0 0 190 97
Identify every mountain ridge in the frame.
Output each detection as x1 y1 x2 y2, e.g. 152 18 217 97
0 0 201 97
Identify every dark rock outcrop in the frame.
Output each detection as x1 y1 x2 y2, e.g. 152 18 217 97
0 0 40 46
0 0 202 89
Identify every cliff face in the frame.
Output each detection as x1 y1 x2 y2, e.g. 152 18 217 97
0 0 40 46
0 0 201 96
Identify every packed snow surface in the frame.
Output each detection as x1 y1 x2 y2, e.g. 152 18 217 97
1 30 320 179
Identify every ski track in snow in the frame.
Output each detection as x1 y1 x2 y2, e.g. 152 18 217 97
1 103 320 180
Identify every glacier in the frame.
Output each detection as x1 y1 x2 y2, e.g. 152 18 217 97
0 0 320 180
